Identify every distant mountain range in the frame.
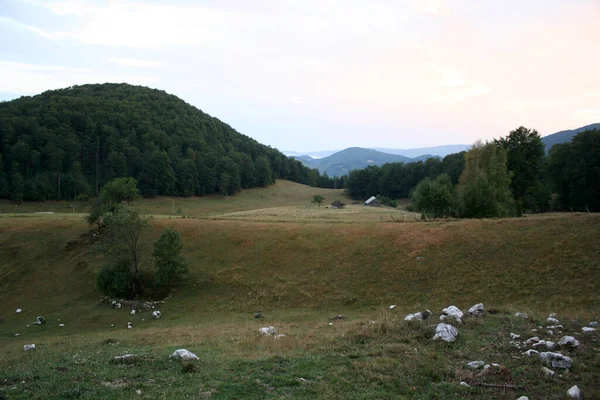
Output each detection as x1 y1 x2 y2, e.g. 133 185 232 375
288 124 599 177
291 147 434 177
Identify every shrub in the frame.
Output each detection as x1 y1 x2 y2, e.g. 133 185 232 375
96 259 133 298
411 174 456 218
154 228 188 290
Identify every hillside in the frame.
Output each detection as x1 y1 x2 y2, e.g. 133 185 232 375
541 123 600 152
0 83 313 200
293 147 434 177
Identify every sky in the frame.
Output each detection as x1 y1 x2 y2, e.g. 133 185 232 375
0 0 599 152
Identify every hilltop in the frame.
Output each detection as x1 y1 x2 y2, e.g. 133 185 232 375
541 123 600 152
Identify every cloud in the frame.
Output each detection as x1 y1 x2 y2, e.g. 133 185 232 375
413 0 447 16
108 58 162 68
0 16 60 40
425 62 491 102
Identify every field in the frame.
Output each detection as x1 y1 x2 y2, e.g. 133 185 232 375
0 181 599 399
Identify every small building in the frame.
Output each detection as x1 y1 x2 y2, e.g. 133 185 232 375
365 196 381 207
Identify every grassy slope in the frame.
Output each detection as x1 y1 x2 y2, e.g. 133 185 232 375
1 186 599 398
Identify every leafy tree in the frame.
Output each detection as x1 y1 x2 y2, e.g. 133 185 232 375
87 178 140 230
411 174 456 218
96 259 133 298
100 209 149 298
312 195 325 207
153 228 188 290
495 126 545 213
10 169 24 203
254 156 272 187
457 141 514 218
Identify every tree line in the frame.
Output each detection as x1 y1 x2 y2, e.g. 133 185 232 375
346 127 600 217
0 83 332 201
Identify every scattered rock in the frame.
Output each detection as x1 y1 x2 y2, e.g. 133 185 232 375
547 317 560 324
510 333 521 340
547 330 554 336
432 323 458 342
526 337 540 344
389 305 397 310
59 324 65 327
112 354 136 364
516 397 529 400
274 334 286 339
23 344 35 351
440 306 463 324
16 308 22 314
136 389 142 395
127 322 133 329
34 316 45 325
152 311 161 320
483 364 491 370
15 333 20 337
259 326 277 336
540 352 572 369
567 385 581 399
523 349 539 356
582 327 596 332
466 361 485 369
130 310 136 316
296 378 310 384
531 329 538 332
468 303 485 317
590 321 599 327
545 341 557 350
329 315 344 321
170 349 199 361
254 313 264 318
541 366 555 377
404 310 432 321
515 312 529 319
459 381 470 387
328 322 333 326
558 336 580 348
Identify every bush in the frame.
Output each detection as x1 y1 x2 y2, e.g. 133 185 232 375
96 260 133 298
411 174 456 218
376 195 398 208
154 228 188 290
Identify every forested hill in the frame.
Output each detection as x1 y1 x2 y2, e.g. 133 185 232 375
0 83 314 200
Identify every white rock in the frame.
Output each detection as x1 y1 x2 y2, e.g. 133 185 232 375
549 313 558 319
136 389 142 395
113 354 136 363
432 323 458 342
59 324 65 327
522 349 539 356
540 352 572 369
459 381 470 387
483 364 491 370
16 308 22 314
582 327 596 332
590 321 599 327
440 306 463 324
515 312 529 319
545 341 557 350
115 303 122 309
111 324 115 327
491 363 500 367
259 326 277 336
127 322 133 329
547 317 560 324
170 349 199 361
466 361 485 369
23 344 35 351
34 316 45 325
328 322 333 326
152 311 161 320
531 328 538 332
468 303 485 317
130 309 136 316
15 333 20 336
274 334 287 339
510 333 521 340
517 397 529 400
532 340 546 348
567 385 581 399
547 330 553 336
541 366 555 377
404 310 432 321
526 336 540 344
389 305 397 310
558 336 580 348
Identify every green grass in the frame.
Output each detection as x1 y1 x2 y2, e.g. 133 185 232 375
0 182 599 398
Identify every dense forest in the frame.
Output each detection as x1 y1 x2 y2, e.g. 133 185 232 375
0 83 325 201
346 127 600 215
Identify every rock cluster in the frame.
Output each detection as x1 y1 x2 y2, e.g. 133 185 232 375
404 310 431 321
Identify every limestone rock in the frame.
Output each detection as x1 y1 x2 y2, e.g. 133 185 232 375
432 323 458 342
274 334 286 339
34 316 45 325
541 366 555 377
459 381 470 387
547 317 559 324
404 310 431 321
540 352 572 369
440 306 463 324
558 336 580 348
260 326 277 336
590 321 598 327
170 349 199 361
526 336 540 344
516 397 529 400
130 310 136 316
389 305 397 310
514 312 529 319
468 303 485 317
59 324 65 327
112 354 136 364
152 311 161 320
466 361 485 369
522 349 539 356
510 333 521 340
16 308 22 314
582 326 596 332
127 322 133 329
254 313 264 318
567 385 581 399
23 344 35 351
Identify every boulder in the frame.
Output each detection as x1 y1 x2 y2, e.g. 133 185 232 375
526 336 540 344
545 341 557 350
16 308 22 314
582 327 596 332
540 352 572 369
59 324 65 327
514 312 529 319
567 385 581 399
541 366 555 377
510 333 521 340
549 313 558 319
260 326 277 336
127 322 133 329
34 316 45 325
23 344 36 351
130 310 136 316
522 349 539 356
547 317 559 324
459 381 470 387
590 321 598 327
516 397 529 400
466 361 485 369
404 310 432 321
558 336 580 348
432 323 458 342
152 311 161 320
112 354 136 364
389 305 397 310
170 349 199 361
440 306 463 324
468 303 485 317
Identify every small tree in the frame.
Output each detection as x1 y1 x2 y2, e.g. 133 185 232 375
312 195 325 207
411 174 456 218
153 228 188 290
87 177 140 230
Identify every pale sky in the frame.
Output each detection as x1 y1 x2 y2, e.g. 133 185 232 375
1 0 599 152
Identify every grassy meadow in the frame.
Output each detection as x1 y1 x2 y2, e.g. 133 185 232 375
0 181 599 399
